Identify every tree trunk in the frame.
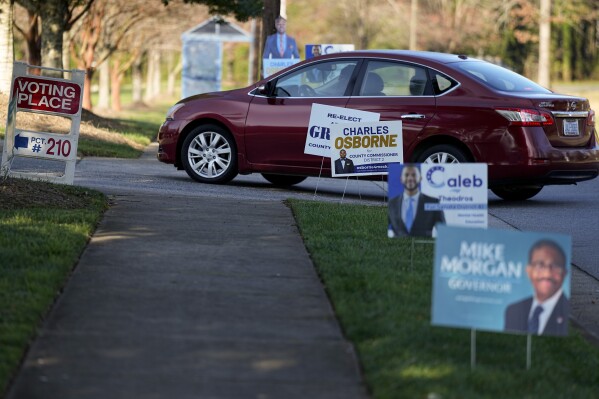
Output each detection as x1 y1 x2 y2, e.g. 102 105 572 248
132 55 143 104
249 18 258 83
40 1 68 75
110 58 122 112
409 0 418 50
82 67 94 110
98 60 110 109
0 0 14 94
152 50 161 98
261 0 280 79
144 49 161 101
538 0 551 88
22 10 41 75
144 50 155 102
167 54 181 97
62 30 70 72
561 23 572 82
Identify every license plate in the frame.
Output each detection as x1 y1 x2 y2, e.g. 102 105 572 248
563 119 579 136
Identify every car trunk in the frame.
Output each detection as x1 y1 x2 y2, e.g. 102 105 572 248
533 96 594 148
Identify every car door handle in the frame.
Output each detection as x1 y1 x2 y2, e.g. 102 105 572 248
401 113 426 119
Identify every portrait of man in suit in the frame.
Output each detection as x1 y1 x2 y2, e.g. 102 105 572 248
263 16 300 59
504 239 569 336
388 164 445 237
334 149 355 174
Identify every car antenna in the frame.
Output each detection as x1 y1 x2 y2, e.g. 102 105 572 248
458 54 468 60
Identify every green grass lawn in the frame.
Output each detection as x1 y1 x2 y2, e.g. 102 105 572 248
0 180 107 394
289 199 599 399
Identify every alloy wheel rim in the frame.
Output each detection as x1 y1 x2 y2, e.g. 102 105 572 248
187 132 232 178
423 152 460 163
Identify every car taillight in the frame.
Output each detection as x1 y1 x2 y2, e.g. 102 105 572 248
495 108 554 126
587 109 595 126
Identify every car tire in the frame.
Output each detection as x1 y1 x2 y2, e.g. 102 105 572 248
416 144 469 164
491 186 543 201
181 125 238 184
261 174 307 186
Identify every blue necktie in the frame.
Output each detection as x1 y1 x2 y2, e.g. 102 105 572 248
405 198 414 232
528 305 543 334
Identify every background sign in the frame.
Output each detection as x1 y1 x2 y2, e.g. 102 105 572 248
263 58 300 78
431 225 571 336
12 76 81 115
330 120 403 177
305 44 355 59
304 103 379 157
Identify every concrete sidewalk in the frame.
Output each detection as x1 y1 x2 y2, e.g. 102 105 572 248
5 194 369 399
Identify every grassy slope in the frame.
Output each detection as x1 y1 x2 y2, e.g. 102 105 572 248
289 199 599 399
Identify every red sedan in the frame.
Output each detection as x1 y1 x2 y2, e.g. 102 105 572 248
157 50 598 200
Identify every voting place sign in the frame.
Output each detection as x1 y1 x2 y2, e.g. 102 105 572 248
330 120 403 177
12 76 81 115
304 104 379 157
1 62 84 185
431 225 571 335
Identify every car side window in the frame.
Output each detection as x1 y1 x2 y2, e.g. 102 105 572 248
275 60 358 98
431 72 458 95
359 61 430 96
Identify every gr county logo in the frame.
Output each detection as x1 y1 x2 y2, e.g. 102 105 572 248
426 165 445 188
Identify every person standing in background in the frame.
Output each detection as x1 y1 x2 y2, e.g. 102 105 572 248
263 15 300 59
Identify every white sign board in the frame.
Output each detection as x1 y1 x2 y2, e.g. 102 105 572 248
305 44 355 59
1 62 84 185
330 120 403 177
304 103 379 157
263 58 300 78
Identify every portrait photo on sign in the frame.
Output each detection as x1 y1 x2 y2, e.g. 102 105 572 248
387 163 445 238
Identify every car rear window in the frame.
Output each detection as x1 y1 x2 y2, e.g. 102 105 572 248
457 61 551 93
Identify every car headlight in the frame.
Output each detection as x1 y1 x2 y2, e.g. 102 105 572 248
165 103 185 121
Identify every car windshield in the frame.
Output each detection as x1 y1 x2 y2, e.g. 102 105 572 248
457 61 551 93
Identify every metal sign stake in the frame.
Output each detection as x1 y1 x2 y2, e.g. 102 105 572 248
526 334 532 370
471 329 477 369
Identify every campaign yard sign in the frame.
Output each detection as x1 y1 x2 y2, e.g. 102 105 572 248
330 120 403 177
431 225 571 336
304 103 379 157
387 163 487 238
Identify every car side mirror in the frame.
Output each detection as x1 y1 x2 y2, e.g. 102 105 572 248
258 81 276 97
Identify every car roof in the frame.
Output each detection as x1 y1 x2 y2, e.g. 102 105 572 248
319 50 479 65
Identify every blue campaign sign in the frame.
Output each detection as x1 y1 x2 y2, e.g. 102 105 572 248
387 163 487 238
431 225 571 336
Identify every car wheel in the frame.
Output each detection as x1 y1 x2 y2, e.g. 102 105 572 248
181 125 238 184
262 174 307 186
491 186 543 201
416 144 469 164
